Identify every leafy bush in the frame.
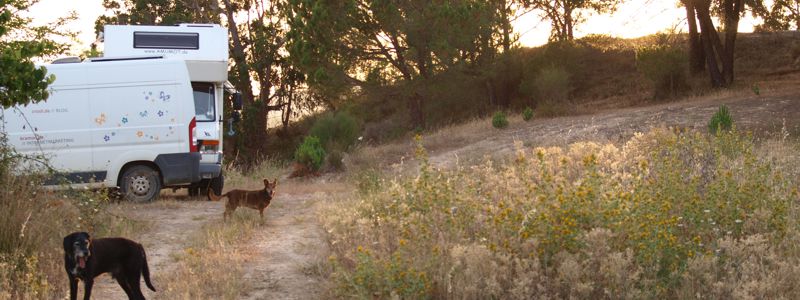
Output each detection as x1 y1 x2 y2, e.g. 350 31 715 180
636 45 688 99
708 105 734 134
321 128 800 298
522 107 534 121
309 111 360 152
520 65 571 104
294 136 326 171
492 111 509 129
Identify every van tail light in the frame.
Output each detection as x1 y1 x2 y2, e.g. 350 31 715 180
199 140 220 154
189 117 198 152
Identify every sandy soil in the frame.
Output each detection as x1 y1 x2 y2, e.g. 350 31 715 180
88 181 339 299
87 81 800 299
89 199 221 299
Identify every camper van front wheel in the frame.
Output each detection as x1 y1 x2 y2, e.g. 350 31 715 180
120 165 162 202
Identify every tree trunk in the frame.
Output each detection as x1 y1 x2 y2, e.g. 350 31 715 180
565 8 574 40
684 1 705 74
222 0 254 105
721 0 742 85
695 3 725 87
500 1 511 52
282 89 293 131
408 92 425 129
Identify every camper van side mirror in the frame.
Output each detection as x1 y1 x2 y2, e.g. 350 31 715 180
232 92 243 110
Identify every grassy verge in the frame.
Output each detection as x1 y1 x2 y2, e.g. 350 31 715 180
154 209 261 299
323 129 800 298
0 165 146 299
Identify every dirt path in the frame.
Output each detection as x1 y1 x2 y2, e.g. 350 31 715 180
237 188 332 300
88 180 337 300
90 198 221 299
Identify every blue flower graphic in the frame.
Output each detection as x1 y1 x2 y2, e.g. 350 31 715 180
103 135 110 142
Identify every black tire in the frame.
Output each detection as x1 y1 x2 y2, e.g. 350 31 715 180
198 179 210 198
207 173 224 201
119 165 162 202
188 182 200 197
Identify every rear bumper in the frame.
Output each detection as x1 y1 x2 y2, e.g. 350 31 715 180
154 152 201 186
199 163 222 180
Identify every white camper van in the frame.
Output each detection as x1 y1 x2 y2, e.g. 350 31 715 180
0 24 237 202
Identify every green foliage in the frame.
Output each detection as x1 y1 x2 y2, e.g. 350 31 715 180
309 111 360 152
752 84 761 95
522 107 535 121
526 0 623 41
96 0 221 33
492 111 509 129
331 251 429 299
285 0 498 127
520 65 571 104
708 105 734 134
322 128 800 298
636 45 688 99
0 0 71 108
294 136 326 171
752 0 800 31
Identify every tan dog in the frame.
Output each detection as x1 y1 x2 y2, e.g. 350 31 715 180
208 179 277 221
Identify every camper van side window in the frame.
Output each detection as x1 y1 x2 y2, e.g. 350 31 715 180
192 83 215 122
134 32 200 50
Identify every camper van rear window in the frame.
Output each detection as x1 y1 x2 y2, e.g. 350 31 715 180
133 32 199 50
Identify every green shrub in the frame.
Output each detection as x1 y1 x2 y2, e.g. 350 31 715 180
708 105 734 134
522 107 534 121
294 136 326 171
520 65 571 104
492 111 509 129
636 45 688 99
309 111 360 152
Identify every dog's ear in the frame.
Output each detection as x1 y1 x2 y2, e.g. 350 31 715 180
263 179 269 187
63 233 75 252
271 178 277 187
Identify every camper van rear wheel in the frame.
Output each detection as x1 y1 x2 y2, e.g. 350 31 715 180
120 165 161 202
207 174 224 201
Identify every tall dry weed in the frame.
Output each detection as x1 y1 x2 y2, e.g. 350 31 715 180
0 140 144 299
322 128 800 298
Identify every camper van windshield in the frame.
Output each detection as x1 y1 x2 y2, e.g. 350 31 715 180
192 83 216 122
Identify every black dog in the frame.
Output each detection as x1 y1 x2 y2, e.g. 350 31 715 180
63 232 156 300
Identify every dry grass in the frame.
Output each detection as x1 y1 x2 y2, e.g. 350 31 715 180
0 159 146 299
154 211 261 300
323 128 800 298
224 158 286 189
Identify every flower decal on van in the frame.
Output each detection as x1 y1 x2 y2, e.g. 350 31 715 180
136 131 144 138
103 135 110 142
121 117 128 124
139 110 148 118
94 113 106 126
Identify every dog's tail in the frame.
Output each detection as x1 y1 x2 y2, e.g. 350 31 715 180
141 247 156 292
208 189 226 201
